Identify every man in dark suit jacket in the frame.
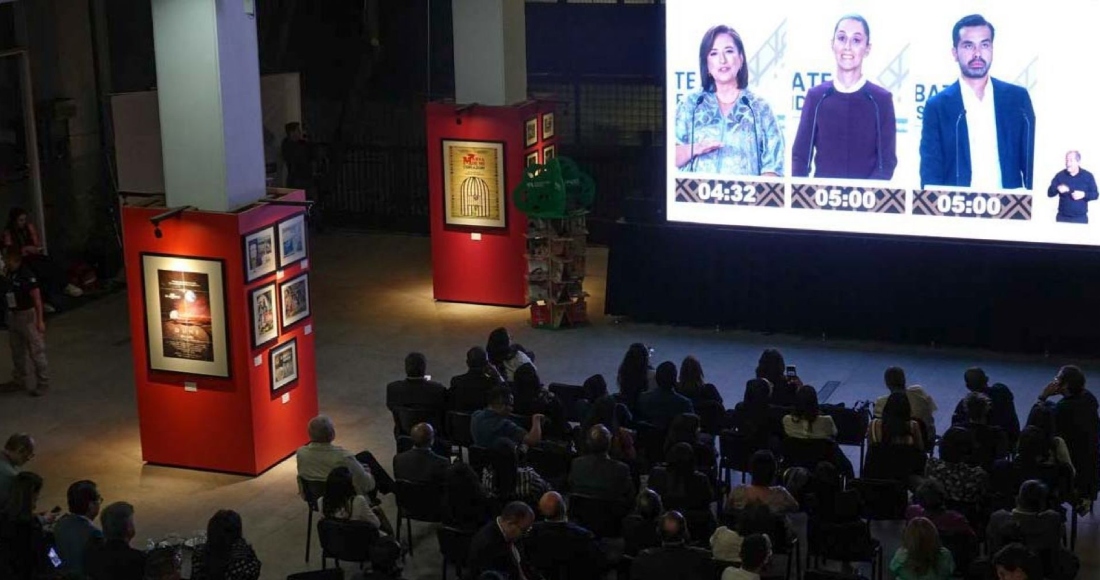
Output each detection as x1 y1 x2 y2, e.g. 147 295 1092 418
54 480 103 577
466 501 538 580
919 14 1035 190
450 347 504 413
569 425 636 503
392 423 449 485
631 511 713 580
637 362 694 431
524 492 603 580
84 502 146 580
386 352 447 437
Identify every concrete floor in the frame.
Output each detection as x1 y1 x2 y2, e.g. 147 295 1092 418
1 230 1096 579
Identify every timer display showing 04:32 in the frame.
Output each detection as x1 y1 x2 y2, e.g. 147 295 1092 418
695 182 763 204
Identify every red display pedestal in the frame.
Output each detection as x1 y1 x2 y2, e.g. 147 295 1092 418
426 101 556 306
120 189 318 475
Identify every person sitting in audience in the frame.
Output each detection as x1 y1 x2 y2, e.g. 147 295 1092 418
756 348 801 407
579 394 636 463
386 352 447 437
875 366 938 439
393 423 449 485
296 415 389 497
1038 365 1099 507
952 367 1020 445
54 479 104 576
0 433 35 506
925 427 989 504
726 450 798 514
889 517 955 580
486 327 535 382
1022 405 1075 477
320 466 386 532
442 461 494 531
143 547 182 580
986 480 1063 555
574 373 610 422
994 426 1074 504
190 510 261 580
85 501 146 580
449 346 504 413
783 385 838 440
481 440 552 504
622 489 663 557
904 479 976 538
0 471 49 578
471 387 544 449
632 511 713 580
729 379 780 448
868 391 926 450
617 343 655 413
677 355 723 405
638 361 694 430
992 543 1043 580
524 492 603 580
467 501 537 580
957 392 1011 469
512 363 568 439
721 533 772 580
664 413 717 477
569 425 635 503
648 442 714 512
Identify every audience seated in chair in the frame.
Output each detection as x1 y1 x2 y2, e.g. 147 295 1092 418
889 517 954 580
190 510 261 580
986 480 1063 555
924 427 989 504
53 479 103 577
297 415 389 497
84 501 145 580
579 395 637 463
649 442 714 513
992 426 1074 508
637 361 694 431
0 471 50 579
955 392 1011 470
1038 364 1099 507
951 367 1020 446
486 327 535 383
471 388 544 449
1021 404 1076 478
721 533 772 580
480 440 552 505
783 385 838 440
443 461 494 531
904 479 975 538
617 343 656 414
466 501 537 580
728 379 781 449
569 425 635 503
756 349 801 407
0 433 35 506
386 352 447 437
631 510 713 580
874 366 938 439
393 422 449 485
320 466 388 534
622 489 663 557
726 450 798 515
524 492 604 580
868 391 926 451
450 346 505 413
512 363 569 440
664 413 717 478
677 355 723 406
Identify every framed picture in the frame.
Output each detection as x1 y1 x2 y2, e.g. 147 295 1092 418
541 112 555 140
141 254 229 378
249 283 278 348
270 338 299 392
277 213 308 269
279 272 311 330
524 117 538 147
242 226 276 283
441 139 507 229
526 151 539 167
543 145 556 162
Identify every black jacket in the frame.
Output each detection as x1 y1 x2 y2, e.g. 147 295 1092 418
524 521 602 580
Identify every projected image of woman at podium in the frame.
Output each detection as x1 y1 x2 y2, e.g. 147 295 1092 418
792 15 897 180
675 25 784 177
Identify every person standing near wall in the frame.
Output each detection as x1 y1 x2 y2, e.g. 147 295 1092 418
1 247 48 397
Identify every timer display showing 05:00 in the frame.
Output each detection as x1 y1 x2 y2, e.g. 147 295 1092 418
813 188 878 210
696 182 762 204
935 194 1003 216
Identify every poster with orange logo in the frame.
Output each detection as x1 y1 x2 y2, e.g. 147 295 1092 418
442 140 506 228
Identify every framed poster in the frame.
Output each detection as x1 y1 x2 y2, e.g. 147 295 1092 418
279 272 311 330
270 338 299 391
277 213 308 269
249 283 278 348
441 140 507 229
141 254 229 378
543 145 556 162
242 226 276 283
541 112 555 140
524 117 538 147
526 151 539 167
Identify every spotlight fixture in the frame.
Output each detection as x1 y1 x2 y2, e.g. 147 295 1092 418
149 205 195 238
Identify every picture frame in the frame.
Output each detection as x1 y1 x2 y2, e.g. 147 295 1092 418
543 145 556 162
242 225 277 283
441 139 507 229
279 272 311 330
277 213 308 269
541 112 555 140
249 282 278 349
526 151 539 167
270 338 299 392
524 117 538 147
140 253 230 378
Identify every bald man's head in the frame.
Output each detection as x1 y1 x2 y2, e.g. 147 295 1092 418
587 424 611 455
411 423 435 449
538 492 566 521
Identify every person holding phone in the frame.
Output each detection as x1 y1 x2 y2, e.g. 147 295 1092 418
1038 366 1099 509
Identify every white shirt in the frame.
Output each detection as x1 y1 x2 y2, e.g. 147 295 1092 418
295 442 376 495
959 78 1002 190
833 76 867 94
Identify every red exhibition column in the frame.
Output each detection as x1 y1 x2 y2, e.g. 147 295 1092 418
120 189 318 475
426 101 557 306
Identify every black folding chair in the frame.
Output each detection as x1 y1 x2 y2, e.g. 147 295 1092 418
719 429 755 484
394 479 444 555
567 494 631 538
823 404 870 474
446 410 474 454
437 525 475 580
298 477 327 562
316 518 379 570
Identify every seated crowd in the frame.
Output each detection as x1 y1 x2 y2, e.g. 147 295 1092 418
2 327 1096 580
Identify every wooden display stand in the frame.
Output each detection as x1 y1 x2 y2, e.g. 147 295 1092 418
526 213 589 329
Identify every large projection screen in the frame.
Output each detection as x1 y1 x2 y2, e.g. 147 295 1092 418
666 0 1100 247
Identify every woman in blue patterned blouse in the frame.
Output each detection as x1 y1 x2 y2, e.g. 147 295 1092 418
675 25 785 176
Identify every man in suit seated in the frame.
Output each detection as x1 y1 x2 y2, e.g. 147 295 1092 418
450 346 504 413
467 501 538 580
386 352 447 438
53 479 104 577
569 425 636 504
956 392 1010 469
632 511 713 580
524 492 603 580
637 361 694 431
84 501 146 580
392 422 449 485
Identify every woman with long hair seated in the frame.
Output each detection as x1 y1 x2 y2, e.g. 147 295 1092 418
889 517 955 580
190 510 261 580
1022 405 1075 477
485 327 534 382
729 378 780 447
756 349 800 406
676 356 723 406
869 391 926 450
319 466 390 534
725 450 798 515
616 343 654 414
512 363 567 439
782 385 837 440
